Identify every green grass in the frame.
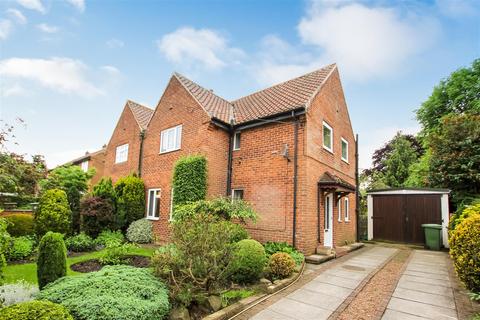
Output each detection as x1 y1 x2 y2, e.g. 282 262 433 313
4 245 157 284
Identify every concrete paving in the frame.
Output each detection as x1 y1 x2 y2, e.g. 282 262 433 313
250 246 397 320
382 250 458 320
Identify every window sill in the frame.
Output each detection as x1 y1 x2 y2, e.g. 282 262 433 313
159 148 181 155
146 217 159 221
114 161 127 165
323 146 334 154
344 219 350 223
341 158 349 164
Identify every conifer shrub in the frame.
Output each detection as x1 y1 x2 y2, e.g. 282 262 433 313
5 214 34 237
35 189 71 237
37 232 67 290
228 239 266 284
114 175 145 230
267 252 296 280
0 300 73 320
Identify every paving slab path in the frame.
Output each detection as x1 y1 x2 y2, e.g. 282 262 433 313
382 250 458 320
250 246 398 320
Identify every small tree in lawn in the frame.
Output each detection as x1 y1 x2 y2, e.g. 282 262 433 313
114 175 145 230
37 232 67 290
35 189 71 237
172 155 207 207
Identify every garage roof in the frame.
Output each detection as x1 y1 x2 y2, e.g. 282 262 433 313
367 187 450 195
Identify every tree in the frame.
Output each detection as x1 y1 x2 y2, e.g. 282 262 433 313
427 114 480 204
114 175 145 230
416 59 480 135
35 189 72 236
405 151 431 187
40 165 93 233
0 153 47 198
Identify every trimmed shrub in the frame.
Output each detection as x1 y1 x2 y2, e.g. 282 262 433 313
5 214 34 236
264 241 304 266
172 155 207 206
94 230 124 247
114 175 145 230
36 265 170 320
126 218 153 244
6 236 35 261
228 239 266 284
35 189 71 237
0 281 38 306
0 300 73 320
449 213 480 293
80 196 115 238
65 233 95 252
37 232 67 290
267 252 296 279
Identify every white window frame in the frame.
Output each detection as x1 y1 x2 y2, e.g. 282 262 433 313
344 197 350 221
341 138 349 163
147 188 161 220
322 121 333 153
80 160 89 172
233 131 241 151
169 187 174 222
115 144 129 164
231 189 244 201
160 125 182 154
338 198 342 222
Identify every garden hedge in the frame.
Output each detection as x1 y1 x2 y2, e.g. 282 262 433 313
172 155 207 206
0 300 73 320
37 265 170 320
5 214 34 237
37 232 67 290
228 239 266 284
35 189 71 236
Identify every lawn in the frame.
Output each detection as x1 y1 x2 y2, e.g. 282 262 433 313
4 245 157 284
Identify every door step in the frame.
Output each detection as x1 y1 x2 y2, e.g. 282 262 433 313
316 245 333 255
305 253 335 264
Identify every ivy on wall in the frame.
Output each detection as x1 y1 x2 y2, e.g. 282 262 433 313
172 155 207 206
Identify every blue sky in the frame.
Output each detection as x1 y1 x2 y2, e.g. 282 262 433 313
0 0 478 169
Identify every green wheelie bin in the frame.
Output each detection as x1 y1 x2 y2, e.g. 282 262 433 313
422 224 443 250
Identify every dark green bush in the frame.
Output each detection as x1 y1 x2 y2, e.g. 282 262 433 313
267 252 296 280
126 218 153 244
92 178 116 205
36 265 170 320
6 236 35 261
449 212 480 293
94 230 124 247
5 214 34 236
80 196 115 237
264 241 304 266
114 175 145 230
65 233 95 252
37 232 67 290
172 155 207 206
35 189 71 237
0 300 73 320
228 239 266 284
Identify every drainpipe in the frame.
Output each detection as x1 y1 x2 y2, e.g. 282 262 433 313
355 134 360 242
138 129 146 177
292 111 299 249
226 128 234 197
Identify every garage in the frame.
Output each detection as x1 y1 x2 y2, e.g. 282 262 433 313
366 188 450 248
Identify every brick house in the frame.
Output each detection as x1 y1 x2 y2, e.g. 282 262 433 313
68 63 357 254
68 147 106 186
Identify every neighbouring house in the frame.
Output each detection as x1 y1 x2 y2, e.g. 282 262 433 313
66 64 357 254
68 147 106 186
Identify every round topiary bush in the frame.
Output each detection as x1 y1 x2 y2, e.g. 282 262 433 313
36 265 170 320
126 218 153 244
268 252 296 280
0 300 73 320
37 232 67 290
449 213 480 293
228 239 266 284
65 233 95 252
35 189 71 237
5 214 34 237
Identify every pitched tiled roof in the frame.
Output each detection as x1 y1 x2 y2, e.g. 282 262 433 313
127 100 154 130
68 147 106 165
318 171 355 191
172 64 336 125
174 73 233 123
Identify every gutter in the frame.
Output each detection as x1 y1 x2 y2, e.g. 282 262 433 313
138 129 146 177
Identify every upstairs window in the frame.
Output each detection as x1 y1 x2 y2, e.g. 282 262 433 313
147 188 161 220
233 132 241 150
323 121 333 153
341 138 349 163
344 197 350 221
160 125 182 153
80 160 89 172
115 144 129 163
232 189 244 201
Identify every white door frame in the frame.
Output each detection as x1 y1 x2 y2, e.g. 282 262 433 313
324 193 334 247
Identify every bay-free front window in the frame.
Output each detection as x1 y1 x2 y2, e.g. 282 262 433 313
147 188 161 220
160 125 182 153
323 121 333 153
344 197 350 221
232 189 244 201
341 138 349 163
80 160 89 172
233 132 241 150
115 144 129 163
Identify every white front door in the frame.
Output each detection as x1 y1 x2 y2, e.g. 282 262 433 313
324 193 333 247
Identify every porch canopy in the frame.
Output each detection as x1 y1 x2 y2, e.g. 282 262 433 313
317 172 355 200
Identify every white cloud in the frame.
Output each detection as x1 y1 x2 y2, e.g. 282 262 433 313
6 9 27 25
65 0 85 12
37 23 59 33
0 19 12 40
106 38 124 48
0 57 104 97
1 83 27 97
101 65 121 75
16 0 46 14
157 27 245 70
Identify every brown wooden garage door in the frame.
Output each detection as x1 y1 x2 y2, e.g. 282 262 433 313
372 194 442 244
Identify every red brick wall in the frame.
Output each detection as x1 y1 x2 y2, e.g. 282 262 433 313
141 76 229 242
103 105 143 183
88 150 106 186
